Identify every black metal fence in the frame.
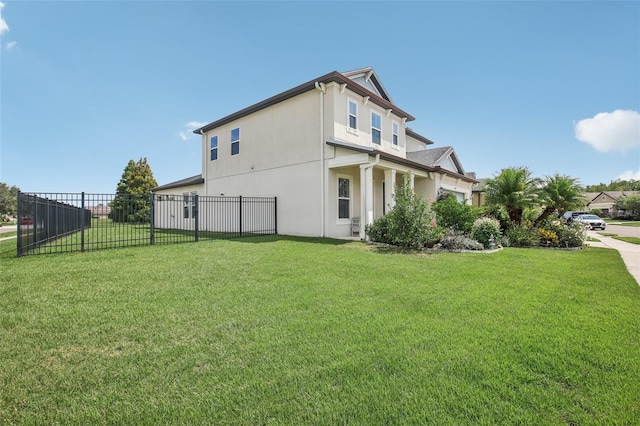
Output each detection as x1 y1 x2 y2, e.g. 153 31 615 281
17 192 277 256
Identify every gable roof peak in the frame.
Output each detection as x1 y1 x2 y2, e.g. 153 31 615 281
340 66 393 103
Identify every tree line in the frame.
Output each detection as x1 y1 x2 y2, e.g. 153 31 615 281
585 179 640 192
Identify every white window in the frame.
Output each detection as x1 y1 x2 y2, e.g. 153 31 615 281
392 121 399 147
191 192 198 219
338 175 352 220
371 112 381 145
210 136 218 161
231 127 240 156
183 193 190 219
183 192 198 219
348 99 358 132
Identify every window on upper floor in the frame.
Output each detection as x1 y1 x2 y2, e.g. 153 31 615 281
210 136 218 161
371 112 381 145
348 99 358 132
231 127 240 156
392 121 399 147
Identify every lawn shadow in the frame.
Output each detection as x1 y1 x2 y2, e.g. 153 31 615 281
230 234 355 246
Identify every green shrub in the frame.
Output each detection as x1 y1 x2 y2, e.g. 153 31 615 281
433 194 477 233
366 176 438 249
470 217 502 248
538 228 559 247
478 204 510 231
505 224 539 247
540 219 585 248
366 214 391 244
439 230 485 251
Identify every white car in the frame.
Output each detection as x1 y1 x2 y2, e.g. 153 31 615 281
573 214 606 230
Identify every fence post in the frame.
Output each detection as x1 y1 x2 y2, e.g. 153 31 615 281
80 192 85 252
16 191 22 257
274 197 277 235
194 194 199 242
150 192 155 245
239 195 243 238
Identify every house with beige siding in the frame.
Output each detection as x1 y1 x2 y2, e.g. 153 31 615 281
587 191 640 217
153 67 476 239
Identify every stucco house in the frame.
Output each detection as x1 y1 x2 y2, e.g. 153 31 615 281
153 67 476 239
587 191 640 217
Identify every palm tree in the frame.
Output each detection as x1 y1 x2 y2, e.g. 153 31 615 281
533 174 586 227
484 167 541 225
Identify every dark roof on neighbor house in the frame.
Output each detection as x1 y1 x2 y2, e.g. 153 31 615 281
406 146 465 175
194 70 416 135
472 178 487 191
325 139 477 184
152 174 204 191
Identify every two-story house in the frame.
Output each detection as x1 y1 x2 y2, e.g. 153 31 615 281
153 67 477 239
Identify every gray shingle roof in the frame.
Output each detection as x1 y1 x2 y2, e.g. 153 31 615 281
152 174 204 191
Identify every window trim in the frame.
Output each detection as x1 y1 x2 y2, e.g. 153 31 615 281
210 135 218 161
371 110 382 145
231 127 240 156
337 174 352 223
392 121 399 148
347 98 358 135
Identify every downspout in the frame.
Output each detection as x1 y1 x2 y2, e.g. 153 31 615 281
315 81 326 237
359 154 380 239
200 129 206 194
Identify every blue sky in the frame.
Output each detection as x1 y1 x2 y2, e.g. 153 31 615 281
1 1 638 194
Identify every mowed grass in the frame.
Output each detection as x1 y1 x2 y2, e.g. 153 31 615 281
1 236 639 424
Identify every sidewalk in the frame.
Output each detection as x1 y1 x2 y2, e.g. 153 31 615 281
585 232 640 286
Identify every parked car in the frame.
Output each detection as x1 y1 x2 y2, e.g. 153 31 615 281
573 214 607 230
561 211 589 222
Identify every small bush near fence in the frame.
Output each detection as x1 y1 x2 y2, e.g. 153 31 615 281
17 192 276 256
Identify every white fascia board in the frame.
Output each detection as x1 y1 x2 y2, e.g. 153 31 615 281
327 153 371 168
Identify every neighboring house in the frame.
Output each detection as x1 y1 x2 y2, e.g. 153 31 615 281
587 191 640 217
153 67 477 239
89 204 111 219
470 176 487 207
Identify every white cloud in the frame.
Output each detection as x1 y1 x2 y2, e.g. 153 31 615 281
617 169 640 181
0 2 9 37
574 109 640 152
179 121 207 141
6 40 16 50
186 121 207 130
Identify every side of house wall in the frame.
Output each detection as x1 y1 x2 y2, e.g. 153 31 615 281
202 90 323 237
153 183 204 230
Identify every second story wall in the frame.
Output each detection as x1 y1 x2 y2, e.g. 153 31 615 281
406 134 428 152
325 83 407 158
202 90 321 183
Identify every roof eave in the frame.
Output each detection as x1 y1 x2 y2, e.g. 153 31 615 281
326 140 477 184
194 71 415 135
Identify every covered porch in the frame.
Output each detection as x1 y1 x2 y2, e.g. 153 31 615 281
326 152 440 239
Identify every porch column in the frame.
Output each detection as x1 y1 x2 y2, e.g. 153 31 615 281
359 164 374 239
409 172 415 192
384 169 396 211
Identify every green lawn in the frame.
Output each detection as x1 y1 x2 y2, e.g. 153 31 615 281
604 219 640 227
612 236 640 245
1 236 639 424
